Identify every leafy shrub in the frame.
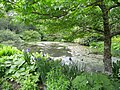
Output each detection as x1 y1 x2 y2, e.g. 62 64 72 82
0 51 39 90
112 36 120 57
90 36 120 57
112 60 120 90
23 48 31 65
34 52 62 84
42 34 62 41
0 44 4 48
111 79 120 90
72 72 115 90
0 47 63 89
0 60 6 78
46 68 70 90
112 43 120 51
20 75 38 90
0 17 35 34
79 35 103 46
111 42 120 57
0 45 21 57
90 41 120 57
90 42 104 54
1 45 119 90
20 30 41 41
1 80 13 90
0 30 22 43
0 46 21 78
112 36 120 43
62 60 84 81
0 48 29 88
112 60 120 78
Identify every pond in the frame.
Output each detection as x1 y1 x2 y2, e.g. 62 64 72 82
21 41 120 72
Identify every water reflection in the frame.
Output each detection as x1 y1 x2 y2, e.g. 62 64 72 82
20 42 120 72
21 42 72 57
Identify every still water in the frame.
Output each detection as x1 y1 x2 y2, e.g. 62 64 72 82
22 41 120 72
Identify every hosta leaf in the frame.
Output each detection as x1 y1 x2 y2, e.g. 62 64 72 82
19 72 27 75
14 60 24 65
4 61 12 65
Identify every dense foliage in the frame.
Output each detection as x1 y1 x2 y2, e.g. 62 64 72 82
0 45 120 90
0 0 120 67
0 0 120 89
20 30 41 41
72 73 115 90
0 29 22 41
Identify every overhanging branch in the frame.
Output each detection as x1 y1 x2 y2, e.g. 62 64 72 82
32 11 68 18
86 0 102 7
86 26 104 34
32 12 49 16
31 2 81 19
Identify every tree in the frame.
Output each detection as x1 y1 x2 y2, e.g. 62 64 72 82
1 0 120 73
91 0 120 73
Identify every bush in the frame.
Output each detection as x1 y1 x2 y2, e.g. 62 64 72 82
0 80 13 90
62 60 84 81
34 52 62 84
0 45 21 57
1 45 119 90
0 48 39 90
20 75 38 90
0 30 22 43
112 60 120 78
112 42 120 57
0 45 21 78
0 47 63 90
90 41 120 57
46 68 70 90
90 42 104 54
72 72 115 90
0 30 23 47
78 35 103 46
112 36 120 43
20 30 41 41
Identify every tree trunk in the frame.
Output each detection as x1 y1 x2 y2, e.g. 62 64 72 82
101 4 112 73
104 32 112 73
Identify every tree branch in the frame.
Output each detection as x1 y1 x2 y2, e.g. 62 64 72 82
109 2 120 10
86 0 102 7
86 26 104 34
32 12 50 16
32 11 68 19
110 30 120 37
31 2 81 19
